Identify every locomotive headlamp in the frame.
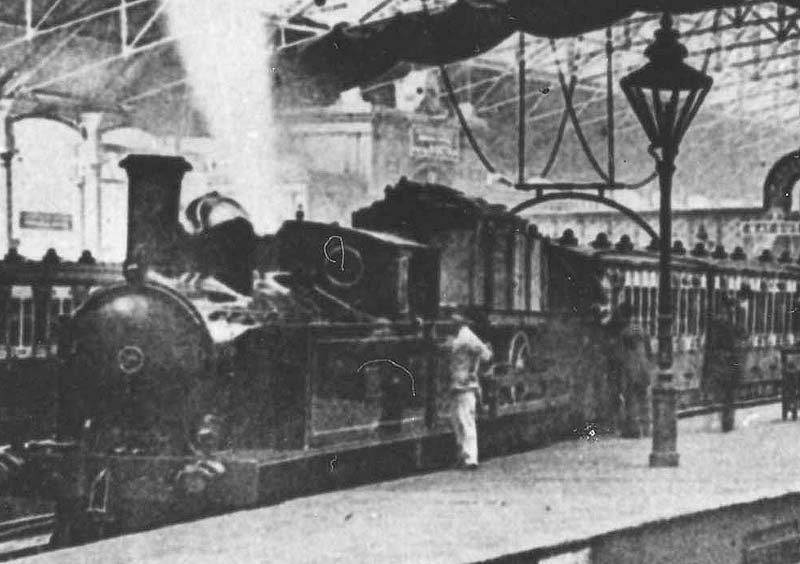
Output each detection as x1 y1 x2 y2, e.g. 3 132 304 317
620 13 712 468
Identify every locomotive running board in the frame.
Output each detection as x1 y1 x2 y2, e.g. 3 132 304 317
0 404 574 544
251 404 574 506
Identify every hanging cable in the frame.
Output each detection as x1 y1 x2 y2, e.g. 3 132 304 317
437 59 512 184
540 77 574 177
420 0 513 186
550 39 611 184
604 26 616 197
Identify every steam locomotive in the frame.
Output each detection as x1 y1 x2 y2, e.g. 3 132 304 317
0 153 796 549
1 154 555 547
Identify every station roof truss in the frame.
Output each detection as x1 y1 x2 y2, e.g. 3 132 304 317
0 1 795 158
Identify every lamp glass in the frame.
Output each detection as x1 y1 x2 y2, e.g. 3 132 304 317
619 14 713 151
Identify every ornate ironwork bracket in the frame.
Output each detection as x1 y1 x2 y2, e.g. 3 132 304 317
431 20 657 199
509 191 658 241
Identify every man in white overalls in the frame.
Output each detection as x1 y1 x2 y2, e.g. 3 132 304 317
449 323 493 469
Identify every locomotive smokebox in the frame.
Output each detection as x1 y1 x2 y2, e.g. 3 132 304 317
119 155 192 273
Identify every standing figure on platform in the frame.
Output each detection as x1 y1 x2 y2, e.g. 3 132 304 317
703 289 749 432
606 303 653 437
448 321 493 470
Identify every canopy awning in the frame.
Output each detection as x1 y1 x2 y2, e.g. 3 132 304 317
0 1 795 130
273 0 787 105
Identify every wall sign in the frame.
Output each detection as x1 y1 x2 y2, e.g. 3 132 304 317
409 124 460 161
20 212 72 231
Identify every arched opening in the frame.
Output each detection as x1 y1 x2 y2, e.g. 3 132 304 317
762 150 800 215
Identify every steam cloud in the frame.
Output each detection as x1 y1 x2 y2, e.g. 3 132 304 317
166 0 284 234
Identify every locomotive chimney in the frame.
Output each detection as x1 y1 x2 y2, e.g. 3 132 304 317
119 154 192 274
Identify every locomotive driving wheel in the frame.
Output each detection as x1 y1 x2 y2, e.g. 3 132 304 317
509 330 533 372
504 331 535 403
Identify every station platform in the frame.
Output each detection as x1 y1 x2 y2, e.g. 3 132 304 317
14 403 800 564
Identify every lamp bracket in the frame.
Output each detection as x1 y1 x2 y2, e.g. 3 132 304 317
515 179 656 192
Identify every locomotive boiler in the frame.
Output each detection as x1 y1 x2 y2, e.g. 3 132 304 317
57 155 253 457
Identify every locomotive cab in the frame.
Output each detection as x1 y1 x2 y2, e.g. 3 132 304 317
275 217 439 321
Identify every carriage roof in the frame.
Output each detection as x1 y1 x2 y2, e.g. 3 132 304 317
356 179 800 281
548 240 800 279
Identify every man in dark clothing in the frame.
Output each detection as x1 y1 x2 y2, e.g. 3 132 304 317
703 290 749 432
605 302 653 438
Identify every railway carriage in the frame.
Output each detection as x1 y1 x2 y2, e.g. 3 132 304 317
0 258 123 442
548 231 800 406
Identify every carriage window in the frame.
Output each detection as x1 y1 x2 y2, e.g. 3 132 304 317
738 293 746 332
678 288 691 335
8 297 20 347
623 285 632 309
766 292 775 334
22 299 33 346
0 293 6 349
671 288 679 334
755 291 766 334
513 232 526 310
49 299 60 341
8 286 35 353
493 228 509 310
46 287 74 344
528 238 545 312
649 287 658 336
781 292 787 334
396 254 410 315
632 285 642 326
640 286 651 333
698 288 707 336
473 230 486 307
780 292 787 334
687 288 698 335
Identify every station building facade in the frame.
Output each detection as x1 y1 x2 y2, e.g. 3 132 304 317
1 85 797 267
0 98 489 263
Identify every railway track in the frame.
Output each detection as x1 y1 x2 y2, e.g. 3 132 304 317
0 514 54 562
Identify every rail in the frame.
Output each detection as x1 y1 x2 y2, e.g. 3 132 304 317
0 513 54 562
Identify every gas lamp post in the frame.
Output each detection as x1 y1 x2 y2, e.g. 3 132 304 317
619 13 713 467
